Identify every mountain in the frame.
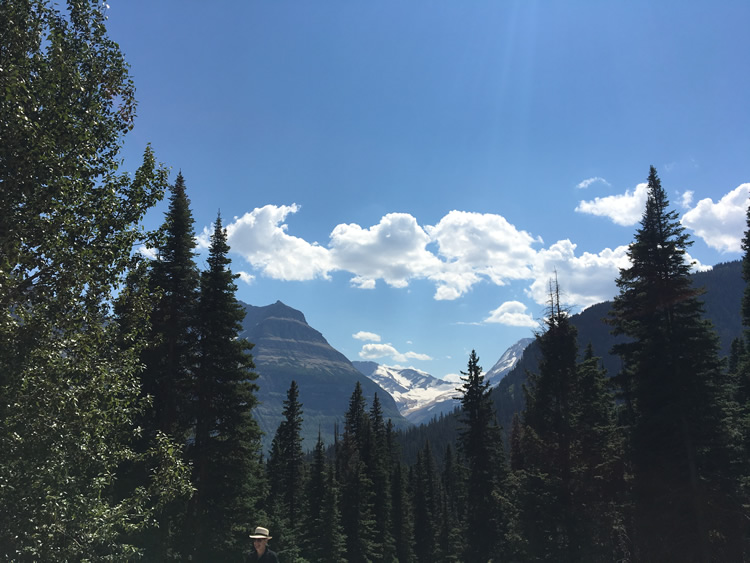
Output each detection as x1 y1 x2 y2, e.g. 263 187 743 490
491 259 745 433
352 337 533 425
352 362 460 425
239 300 410 452
485 337 535 386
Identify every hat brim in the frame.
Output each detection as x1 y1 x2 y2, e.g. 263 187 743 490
249 535 272 539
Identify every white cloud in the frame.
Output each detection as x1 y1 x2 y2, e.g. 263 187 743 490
575 182 649 226
680 190 694 209
137 245 157 260
218 205 639 309
576 176 610 189
353 331 381 342
485 301 538 328
359 343 433 363
527 240 631 308
223 204 334 281
329 213 441 290
237 271 255 284
426 210 541 299
681 184 750 253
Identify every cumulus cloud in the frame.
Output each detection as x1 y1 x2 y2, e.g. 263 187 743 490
217 204 638 310
575 182 649 226
527 240 631 308
485 301 538 328
329 213 440 290
426 210 541 299
576 177 611 189
359 343 433 363
223 204 334 281
680 190 694 209
681 184 750 253
237 271 255 284
353 331 381 342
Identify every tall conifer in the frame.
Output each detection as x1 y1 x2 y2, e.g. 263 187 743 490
611 166 740 560
456 350 510 561
188 213 262 559
268 379 306 559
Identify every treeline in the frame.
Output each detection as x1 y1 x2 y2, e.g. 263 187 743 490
4 2 750 562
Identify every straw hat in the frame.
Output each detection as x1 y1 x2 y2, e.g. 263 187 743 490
249 526 272 540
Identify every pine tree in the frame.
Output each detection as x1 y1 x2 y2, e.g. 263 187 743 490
268 380 307 559
338 382 377 562
456 350 510 561
611 166 741 561
439 444 466 563
411 442 443 563
136 172 201 558
391 462 416 563
368 394 396 562
518 280 579 561
0 1 188 558
187 213 262 560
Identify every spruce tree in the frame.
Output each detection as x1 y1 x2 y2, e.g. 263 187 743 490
187 213 262 560
391 462 416 563
518 280 579 561
411 442 443 563
135 172 201 558
368 393 396 562
611 166 740 561
339 382 377 562
0 1 187 558
456 350 510 561
268 379 306 559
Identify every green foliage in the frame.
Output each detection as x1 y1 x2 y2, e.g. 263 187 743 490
611 166 741 561
519 280 624 561
268 380 307 557
456 350 510 561
0 0 190 558
187 213 263 559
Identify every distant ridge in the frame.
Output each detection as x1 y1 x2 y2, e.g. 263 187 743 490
239 301 410 453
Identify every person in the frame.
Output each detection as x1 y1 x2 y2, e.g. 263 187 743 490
244 526 279 562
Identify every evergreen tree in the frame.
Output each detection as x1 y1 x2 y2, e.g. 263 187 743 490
411 443 443 563
0 1 188 558
439 444 466 563
268 380 307 560
143 172 201 441
611 166 741 561
391 462 416 563
456 350 510 561
187 213 263 560
303 432 330 561
368 393 396 562
136 172 201 558
339 382 377 562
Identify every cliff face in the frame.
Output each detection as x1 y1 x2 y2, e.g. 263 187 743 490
239 301 409 452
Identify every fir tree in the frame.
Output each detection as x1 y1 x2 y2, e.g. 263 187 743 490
339 382 377 562
391 462 416 563
456 350 510 561
268 380 307 559
611 166 741 561
187 213 262 560
411 442 443 563
368 394 396 562
137 172 201 558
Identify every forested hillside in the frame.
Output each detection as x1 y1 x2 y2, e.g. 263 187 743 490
3 2 750 561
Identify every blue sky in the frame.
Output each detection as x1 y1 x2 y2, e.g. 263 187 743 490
108 1 750 379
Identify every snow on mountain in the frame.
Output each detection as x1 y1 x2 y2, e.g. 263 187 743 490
353 337 534 424
484 337 534 387
352 361 460 424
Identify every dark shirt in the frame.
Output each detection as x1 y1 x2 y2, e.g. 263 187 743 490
244 547 279 563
